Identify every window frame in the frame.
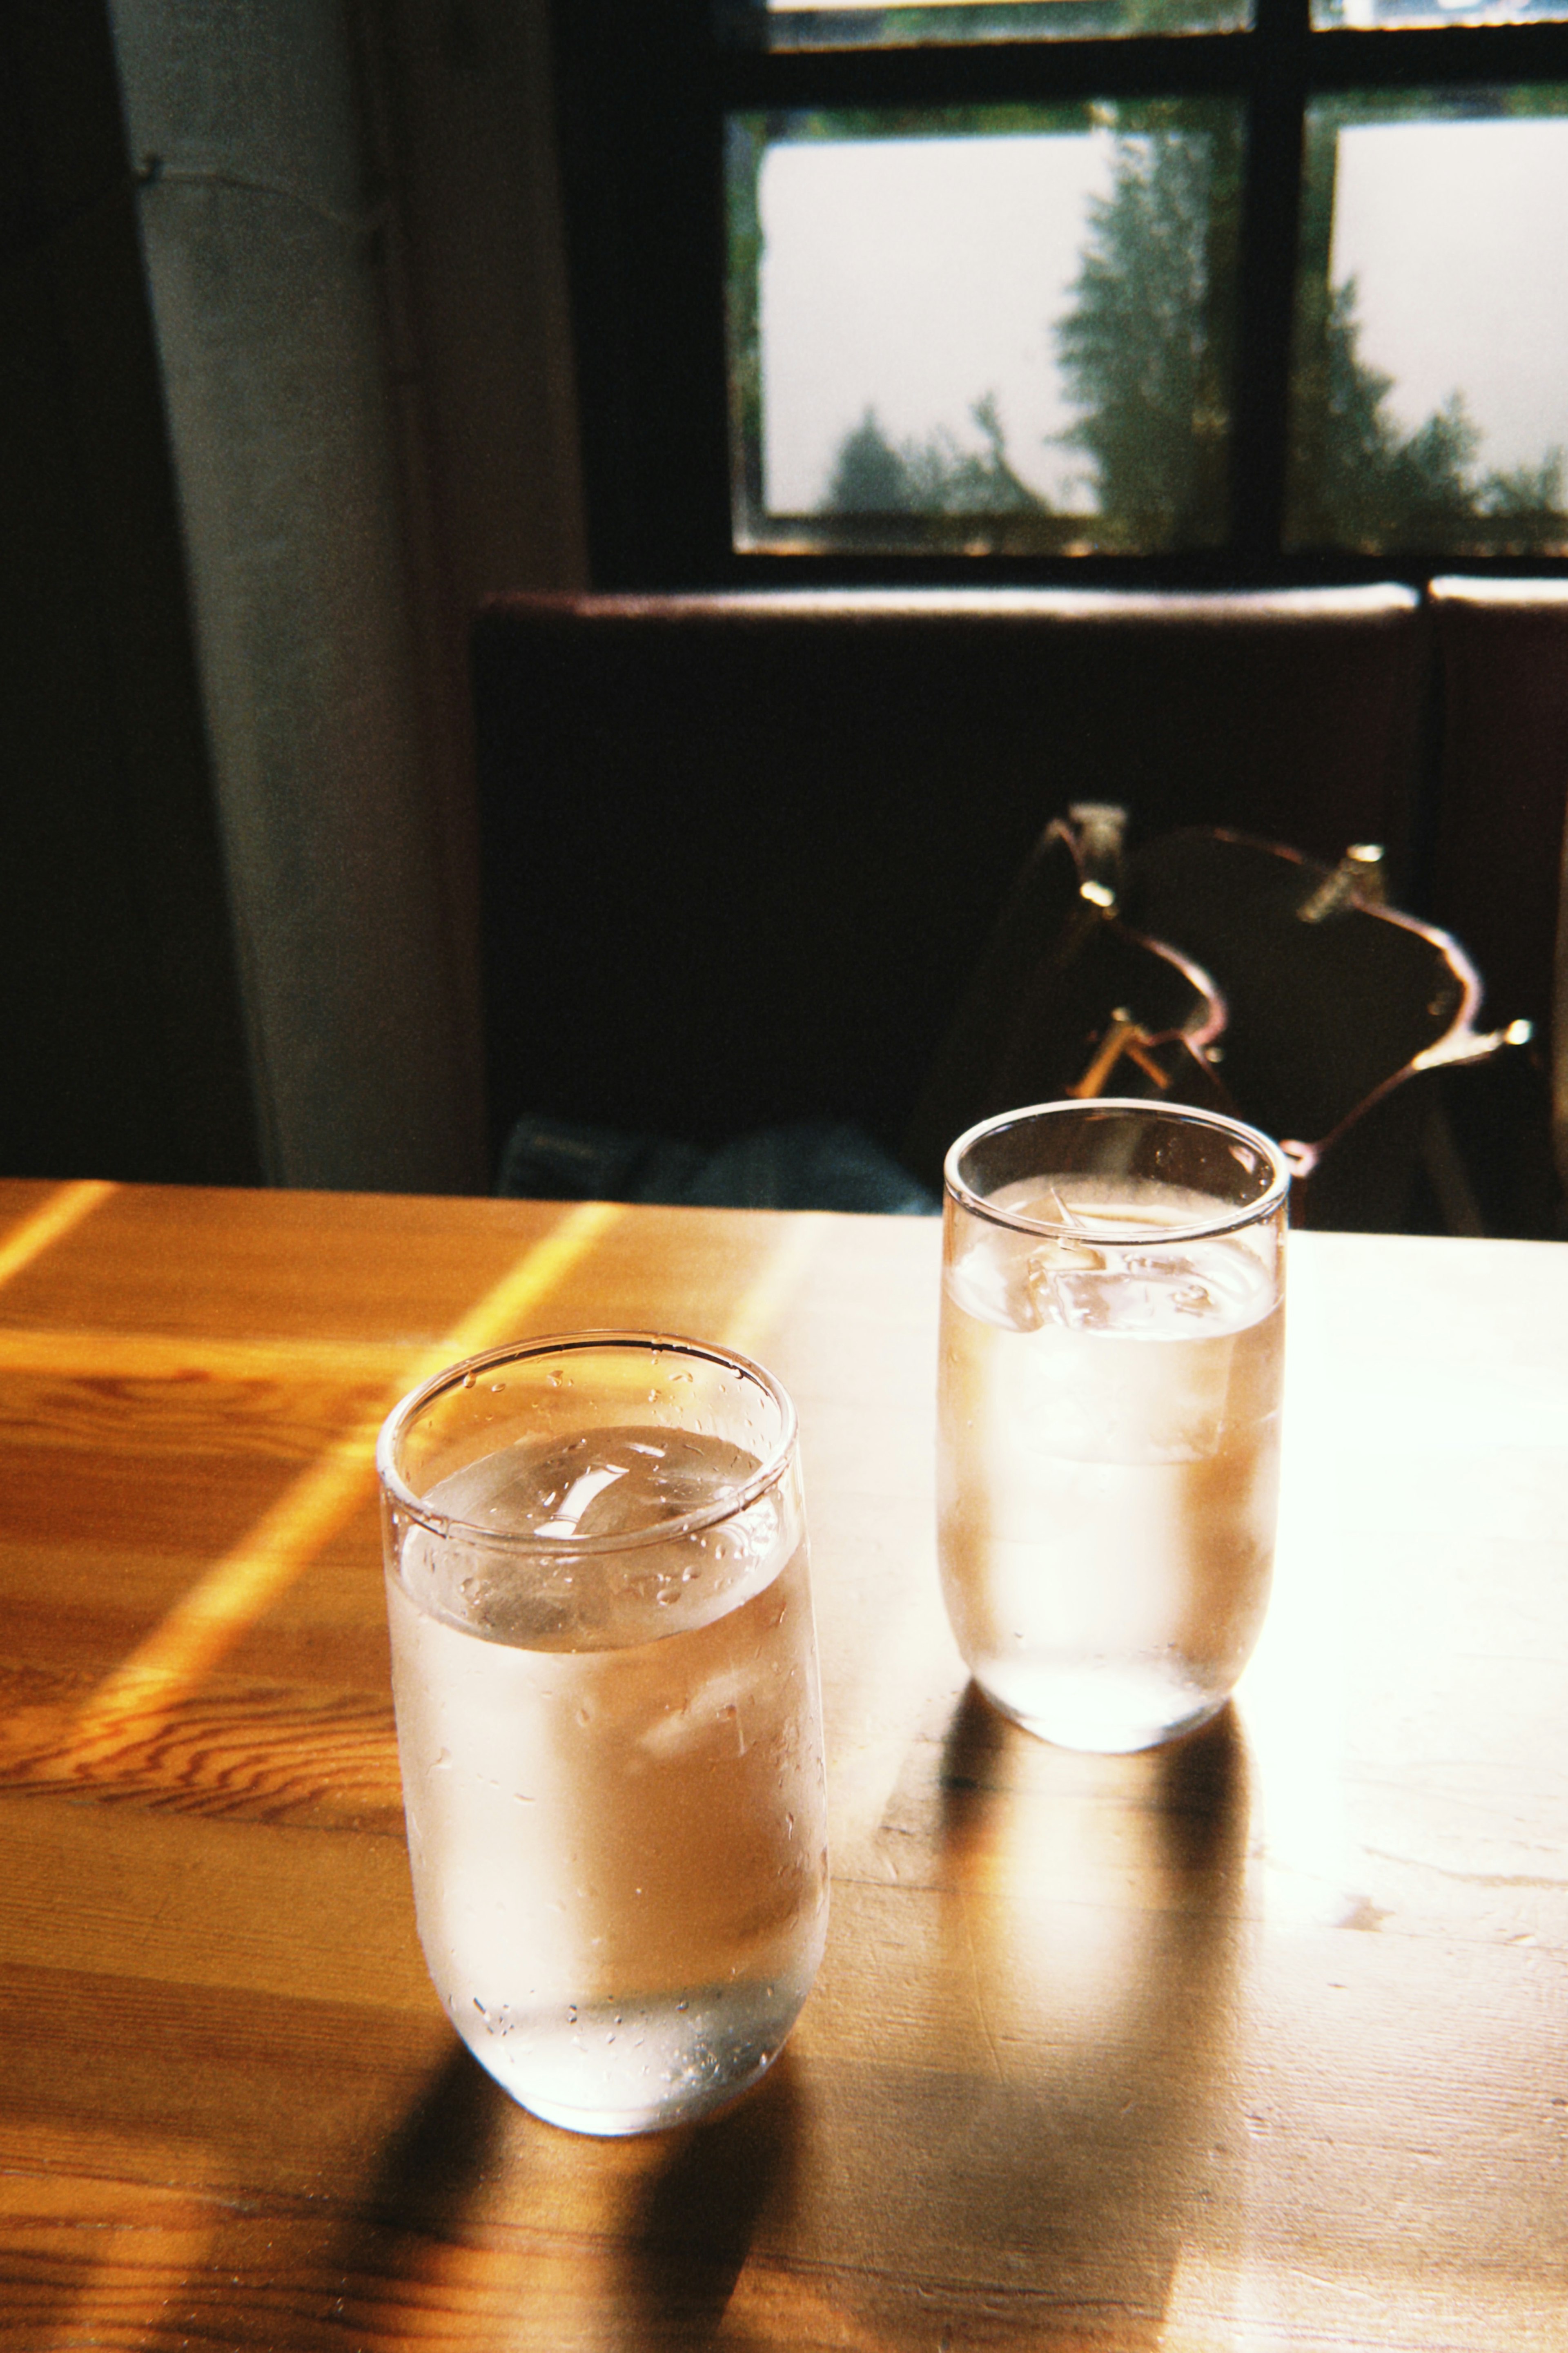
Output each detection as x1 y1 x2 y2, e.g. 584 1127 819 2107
548 0 1568 587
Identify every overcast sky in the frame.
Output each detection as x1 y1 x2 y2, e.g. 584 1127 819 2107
758 131 1116 513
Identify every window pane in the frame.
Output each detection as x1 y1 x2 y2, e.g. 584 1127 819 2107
718 0 1248 45
1285 94 1568 553
726 105 1243 556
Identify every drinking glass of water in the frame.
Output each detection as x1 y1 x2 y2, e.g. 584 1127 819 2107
938 1099 1290 1754
377 1332 829 2135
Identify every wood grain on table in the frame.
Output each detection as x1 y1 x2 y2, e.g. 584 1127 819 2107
1 1177 1566 2351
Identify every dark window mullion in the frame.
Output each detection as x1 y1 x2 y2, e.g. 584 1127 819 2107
718 31 1254 105
1230 0 1310 558
553 0 734 587
1305 19 1568 85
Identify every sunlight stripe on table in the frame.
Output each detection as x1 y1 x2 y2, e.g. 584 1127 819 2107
73 1200 623 1738
0 1181 115 1294
0 1326 417 1383
717 1211 829 1359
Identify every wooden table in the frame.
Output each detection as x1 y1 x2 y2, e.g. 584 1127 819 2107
2 1177 1567 2351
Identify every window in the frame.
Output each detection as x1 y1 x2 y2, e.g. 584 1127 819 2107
1287 89 1568 553
550 0 1568 582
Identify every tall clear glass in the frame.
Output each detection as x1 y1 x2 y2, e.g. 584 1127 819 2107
378 1332 829 2136
938 1100 1290 1753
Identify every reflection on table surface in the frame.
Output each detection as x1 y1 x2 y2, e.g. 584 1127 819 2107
1 1176 1567 2350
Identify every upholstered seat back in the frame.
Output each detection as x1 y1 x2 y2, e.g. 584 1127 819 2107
474 587 1430 1173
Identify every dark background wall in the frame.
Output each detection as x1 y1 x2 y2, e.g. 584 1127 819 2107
2 0 260 1185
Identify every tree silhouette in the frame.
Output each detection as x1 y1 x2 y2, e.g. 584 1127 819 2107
1483 447 1566 517
1286 276 1482 545
1054 128 1233 547
823 395 1046 515
826 409 917 511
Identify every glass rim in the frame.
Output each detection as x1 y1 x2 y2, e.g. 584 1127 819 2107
375 1329 798 1553
942 1096 1294 1242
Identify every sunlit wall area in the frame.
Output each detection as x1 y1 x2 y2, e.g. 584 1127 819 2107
83 0 586 1193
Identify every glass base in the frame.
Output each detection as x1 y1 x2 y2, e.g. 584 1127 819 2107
973 1658 1230 1753
454 1982 803 2137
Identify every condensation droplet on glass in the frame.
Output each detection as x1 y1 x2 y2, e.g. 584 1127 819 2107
461 1371 477 1390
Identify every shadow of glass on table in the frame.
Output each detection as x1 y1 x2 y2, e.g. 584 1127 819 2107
307 2034 804 2353
924 1688 1252 2346
682 1681 1253 2350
